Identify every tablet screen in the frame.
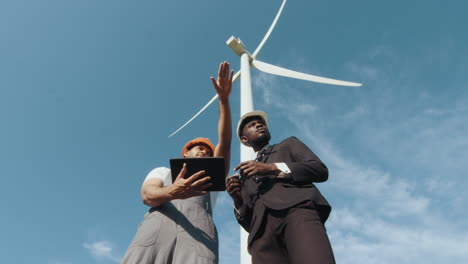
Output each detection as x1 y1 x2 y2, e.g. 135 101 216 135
169 157 226 191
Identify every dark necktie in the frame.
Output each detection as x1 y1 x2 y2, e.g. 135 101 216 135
256 148 267 162
253 148 268 182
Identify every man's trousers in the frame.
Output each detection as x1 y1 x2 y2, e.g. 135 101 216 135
250 203 335 264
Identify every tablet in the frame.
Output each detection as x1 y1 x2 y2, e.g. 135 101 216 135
169 157 226 191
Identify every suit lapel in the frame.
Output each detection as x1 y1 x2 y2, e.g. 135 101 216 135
260 144 275 163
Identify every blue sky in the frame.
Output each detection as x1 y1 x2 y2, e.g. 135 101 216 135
1 0 468 263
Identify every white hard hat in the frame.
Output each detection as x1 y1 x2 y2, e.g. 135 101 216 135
237 110 268 146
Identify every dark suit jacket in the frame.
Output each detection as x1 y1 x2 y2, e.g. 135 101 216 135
235 136 331 251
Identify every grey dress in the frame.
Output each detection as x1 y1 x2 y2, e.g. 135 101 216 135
122 168 218 264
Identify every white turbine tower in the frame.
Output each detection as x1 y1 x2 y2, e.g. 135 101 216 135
169 0 361 263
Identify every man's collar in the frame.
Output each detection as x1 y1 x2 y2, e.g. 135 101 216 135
255 145 271 155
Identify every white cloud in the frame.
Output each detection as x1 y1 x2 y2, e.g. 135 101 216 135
329 207 468 264
342 104 369 120
215 191 234 207
253 72 277 106
218 220 241 264
251 44 468 263
83 240 120 263
297 121 430 218
300 123 468 262
214 191 241 264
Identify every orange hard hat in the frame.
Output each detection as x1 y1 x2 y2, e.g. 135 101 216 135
181 137 215 157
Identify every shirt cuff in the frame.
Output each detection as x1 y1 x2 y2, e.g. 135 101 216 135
275 162 291 173
275 162 292 179
234 205 241 215
234 205 243 220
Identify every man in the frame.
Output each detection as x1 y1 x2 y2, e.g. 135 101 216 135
226 111 335 264
122 62 233 264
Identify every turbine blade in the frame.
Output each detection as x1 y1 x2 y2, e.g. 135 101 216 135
252 0 287 59
232 70 241 82
252 60 362 87
168 94 218 138
168 71 241 138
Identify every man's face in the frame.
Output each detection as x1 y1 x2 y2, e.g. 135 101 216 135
184 144 213 158
240 117 271 147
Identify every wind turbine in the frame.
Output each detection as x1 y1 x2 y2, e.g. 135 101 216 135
168 0 361 138
169 0 361 263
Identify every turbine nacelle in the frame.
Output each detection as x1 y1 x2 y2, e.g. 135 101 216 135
227 36 252 59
